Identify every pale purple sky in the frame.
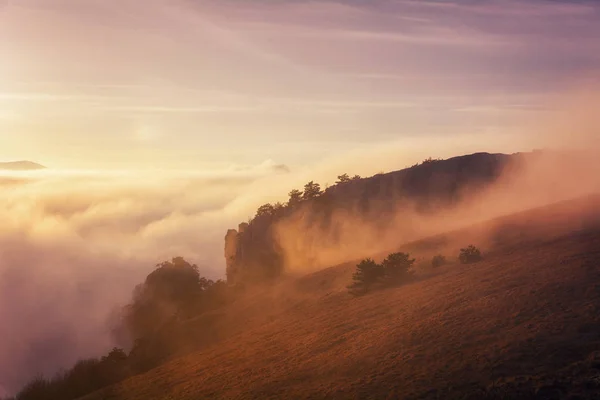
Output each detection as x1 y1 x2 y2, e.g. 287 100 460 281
0 0 599 169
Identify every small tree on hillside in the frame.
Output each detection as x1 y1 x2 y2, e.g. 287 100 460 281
101 348 127 364
302 181 322 199
411 157 442 168
421 157 441 165
255 203 275 218
288 189 303 206
431 254 447 268
272 202 285 213
459 245 482 264
122 257 202 340
347 258 384 295
382 252 415 283
351 174 361 181
336 173 351 184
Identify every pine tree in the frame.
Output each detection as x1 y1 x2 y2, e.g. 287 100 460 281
302 181 322 199
347 258 384 295
336 173 351 184
382 252 415 282
288 189 303 206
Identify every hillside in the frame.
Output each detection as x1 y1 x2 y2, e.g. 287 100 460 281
0 161 45 171
82 194 600 400
225 151 529 284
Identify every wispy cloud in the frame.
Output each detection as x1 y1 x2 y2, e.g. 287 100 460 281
396 0 598 16
1 0 600 168
454 104 550 113
235 21 513 47
0 92 114 102
264 97 415 110
103 105 261 114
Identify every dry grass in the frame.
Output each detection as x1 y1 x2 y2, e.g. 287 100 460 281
83 195 600 400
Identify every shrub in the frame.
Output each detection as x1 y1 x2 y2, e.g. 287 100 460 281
431 254 447 268
382 252 415 283
459 245 482 264
347 258 384 295
348 253 416 295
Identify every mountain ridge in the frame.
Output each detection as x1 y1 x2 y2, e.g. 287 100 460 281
224 151 540 284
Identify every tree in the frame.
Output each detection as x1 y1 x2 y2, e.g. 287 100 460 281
336 173 351 184
302 181 322 199
381 252 415 282
145 257 201 305
347 258 384 295
255 203 275 218
421 157 441 165
122 257 203 341
459 245 482 264
351 175 361 180
272 202 285 213
431 254 447 268
99 348 129 386
198 276 214 292
412 157 442 168
288 189 303 206
101 348 127 363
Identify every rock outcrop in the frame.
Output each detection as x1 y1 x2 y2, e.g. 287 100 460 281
224 229 239 283
224 223 249 284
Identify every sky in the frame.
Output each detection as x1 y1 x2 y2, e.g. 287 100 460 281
1 0 599 170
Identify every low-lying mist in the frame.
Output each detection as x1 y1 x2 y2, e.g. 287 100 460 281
0 166 274 394
0 151 455 394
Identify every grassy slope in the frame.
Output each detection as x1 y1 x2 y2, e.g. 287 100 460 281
84 195 600 400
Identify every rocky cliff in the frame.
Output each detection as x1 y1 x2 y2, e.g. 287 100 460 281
224 152 532 284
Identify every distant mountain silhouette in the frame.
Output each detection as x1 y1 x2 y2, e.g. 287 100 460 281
0 161 46 171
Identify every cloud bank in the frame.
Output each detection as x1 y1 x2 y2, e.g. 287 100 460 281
0 163 290 393
0 131 516 393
